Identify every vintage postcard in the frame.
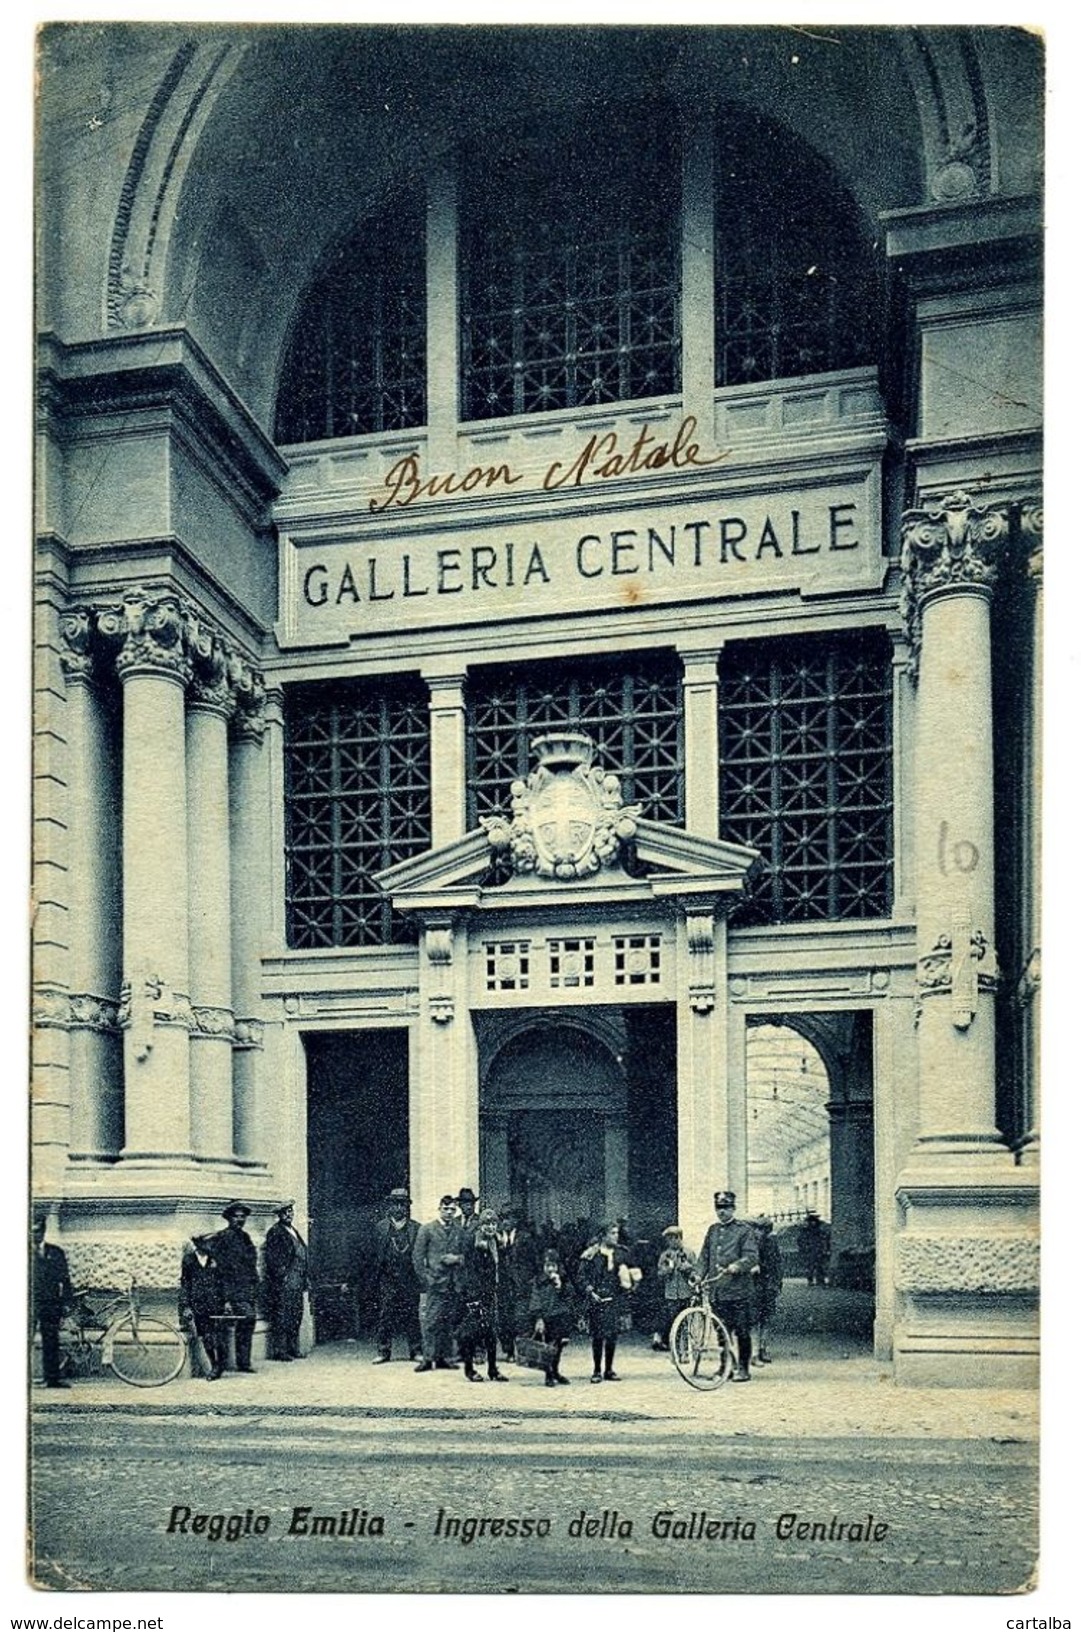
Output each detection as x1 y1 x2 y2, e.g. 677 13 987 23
28 18 1045 1603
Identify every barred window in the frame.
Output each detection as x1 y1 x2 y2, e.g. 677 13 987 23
467 656 683 828
720 633 893 924
275 209 426 445
713 112 878 388
285 681 431 948
460 112 680 421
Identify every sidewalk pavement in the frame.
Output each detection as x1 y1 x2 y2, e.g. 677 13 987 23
32 1332 1037 1445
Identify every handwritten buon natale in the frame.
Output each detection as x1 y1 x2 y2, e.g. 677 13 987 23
368 415 726 514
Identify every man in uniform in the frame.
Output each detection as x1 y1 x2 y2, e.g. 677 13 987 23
695 1190 759 1382
211 1201 260 1372
369 1187 422 1363
412 1195 464 1371
31 1211 72 1388
264 1201 310 1361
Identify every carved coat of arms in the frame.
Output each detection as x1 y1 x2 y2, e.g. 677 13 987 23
481 732 640 879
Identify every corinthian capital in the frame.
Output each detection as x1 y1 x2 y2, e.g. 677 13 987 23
1018 497 1043 582
187 618 235 715
58 608 94 682
98 591 191 684
899 492 1010 662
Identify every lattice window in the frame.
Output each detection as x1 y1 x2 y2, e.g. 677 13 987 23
713 113 877 388
275 211 426 445
613 934 663 986
549 938 595 989
285 681 431 947
460 115 680 421
467 657 683 829
485 941 531 992
719 633 893 924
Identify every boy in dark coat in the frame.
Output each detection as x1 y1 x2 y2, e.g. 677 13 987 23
528 1248 575 1385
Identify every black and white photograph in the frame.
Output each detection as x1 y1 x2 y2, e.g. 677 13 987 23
23 12 1056 1612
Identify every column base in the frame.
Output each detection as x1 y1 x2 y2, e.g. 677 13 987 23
893 1163 1039 1387
893 1295 1039 1388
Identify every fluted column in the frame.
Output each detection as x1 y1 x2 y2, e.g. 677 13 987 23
58 612 123 1157
186 638 235 1161
679 647 721 839
901 493 1010 1162
424 668 467 846
230 682 271 1163
102 591 193 1160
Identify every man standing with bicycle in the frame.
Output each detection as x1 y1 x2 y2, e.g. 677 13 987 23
694 1191 759 1383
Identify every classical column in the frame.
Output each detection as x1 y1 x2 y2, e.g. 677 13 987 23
59 612 123 1157
101 591 193 1160
679 647 721 839
675 903 730 1249
230 681 271 1163
1017 499 1042 1165
186 637 235 1161
424 668 467 846
901 493 1011 1162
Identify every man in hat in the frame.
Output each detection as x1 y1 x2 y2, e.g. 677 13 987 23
31 1211 73 1388
211 1202 259 1372
369 1187 422 1363
412 1195 464 1371
694 1191 759 1382
264 1202 310 1361
455 1187 480 1241
179 1232 226 1380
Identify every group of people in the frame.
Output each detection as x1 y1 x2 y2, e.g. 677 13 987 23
32 1187 788 1389
179 1200 310 1380
381 1188 645 1386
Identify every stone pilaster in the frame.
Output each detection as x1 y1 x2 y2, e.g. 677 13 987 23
411 916 478 1211
187 640 236 1162
1016 500 1042 1167
230 687 270 1163
679 648 721 839
424 668 467 847
101 591 194 1161
676 903 730 1250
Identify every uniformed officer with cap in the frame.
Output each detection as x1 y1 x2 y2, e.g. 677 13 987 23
694 1190 759 1381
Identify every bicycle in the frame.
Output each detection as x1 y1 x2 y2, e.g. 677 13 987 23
668 1275 740 1391
58 1281 187 1387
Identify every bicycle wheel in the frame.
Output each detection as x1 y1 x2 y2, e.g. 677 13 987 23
58 1328 98 1381
669 1305 731 1391
104 1315 186 1386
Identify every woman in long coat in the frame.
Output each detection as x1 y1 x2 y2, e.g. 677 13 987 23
578 1221 632 1383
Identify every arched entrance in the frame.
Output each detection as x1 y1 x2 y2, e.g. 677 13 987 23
745 1013 875 1351
476 1008 678 1238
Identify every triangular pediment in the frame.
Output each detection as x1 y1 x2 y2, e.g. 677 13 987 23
374 818 759 913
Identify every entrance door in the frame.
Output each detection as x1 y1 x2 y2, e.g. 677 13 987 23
507 1107 605 1228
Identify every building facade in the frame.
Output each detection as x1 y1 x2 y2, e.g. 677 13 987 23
33 25 1043 1383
